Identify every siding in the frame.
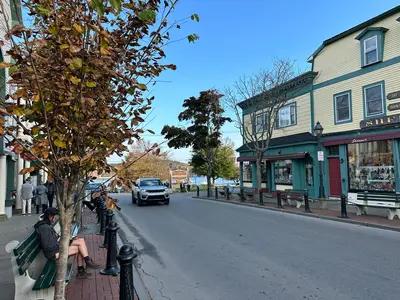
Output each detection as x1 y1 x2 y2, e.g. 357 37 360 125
314 62 400 134
242 93 311 142
313 14 400 84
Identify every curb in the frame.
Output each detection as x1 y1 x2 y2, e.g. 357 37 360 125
193 196 400 233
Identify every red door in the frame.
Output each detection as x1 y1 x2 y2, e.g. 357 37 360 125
328 158 342 197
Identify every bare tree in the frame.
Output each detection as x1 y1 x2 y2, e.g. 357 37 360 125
224 58 311 192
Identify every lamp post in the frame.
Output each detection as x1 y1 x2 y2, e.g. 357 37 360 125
314 121 325 199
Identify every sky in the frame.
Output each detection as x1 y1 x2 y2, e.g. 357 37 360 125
105 0 400 164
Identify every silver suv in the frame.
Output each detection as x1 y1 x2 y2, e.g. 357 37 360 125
132 178 170 206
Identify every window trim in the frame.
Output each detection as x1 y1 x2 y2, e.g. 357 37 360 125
254 112 268 133
333 90 352 125
362 81 386 119
363 35 378 66
276 102 297 129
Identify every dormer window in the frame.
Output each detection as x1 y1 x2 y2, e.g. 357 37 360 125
364 36 378 65
355 27 388 68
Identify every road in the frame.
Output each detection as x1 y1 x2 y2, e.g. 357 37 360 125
113 193 400 300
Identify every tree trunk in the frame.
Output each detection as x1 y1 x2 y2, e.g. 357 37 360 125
256 154 263 191
206 148 212 198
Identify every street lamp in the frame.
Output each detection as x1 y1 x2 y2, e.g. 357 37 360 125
314 121 325 199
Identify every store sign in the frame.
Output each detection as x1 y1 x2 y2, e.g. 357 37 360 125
359 113 400 129
351 138 368 144
387 91 400 100
317 151 324 161
388 102 400 111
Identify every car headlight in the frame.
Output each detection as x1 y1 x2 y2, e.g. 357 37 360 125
141 189 148 193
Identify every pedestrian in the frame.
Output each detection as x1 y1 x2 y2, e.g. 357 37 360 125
34 208 100 279
35 181 48 214
187 183 191 192
44 178 56 208
21 179 34 215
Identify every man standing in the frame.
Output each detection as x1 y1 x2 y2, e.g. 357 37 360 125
21 179 34 215
44 178 56 207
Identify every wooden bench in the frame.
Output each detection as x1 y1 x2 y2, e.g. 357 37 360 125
5 220 79 300
218 187 239 197
237 187 257 200
280 189 308 208
348 192 400 220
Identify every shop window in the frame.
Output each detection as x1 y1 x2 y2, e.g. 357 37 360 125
260 161 267 183
334 91 352 124
277 103 296 128
328 146 339 156
255 113 267 133
305 158 313 186
243 162 252 182
274 160 292 185
348 140 395 192
363 81 385 118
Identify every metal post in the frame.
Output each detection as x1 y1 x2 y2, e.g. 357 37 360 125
215 187 218 199
259 190 264 205
304 190 312 213
277 191 283 208
196 186 199 197
117 244 138 300
100 221 120 276
98 202 106 235
96 199 101 223
207 187 210 198
240 188 244 202
226 187 230 200
100 209 114 248
318 139 326 199
338 194 348 218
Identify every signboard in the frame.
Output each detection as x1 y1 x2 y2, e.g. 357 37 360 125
317 151 324 161
387 91 400 101
388 102 400 111
359 113 400 129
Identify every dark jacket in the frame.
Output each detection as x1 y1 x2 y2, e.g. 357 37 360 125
44 181 56 194
34 220 59 259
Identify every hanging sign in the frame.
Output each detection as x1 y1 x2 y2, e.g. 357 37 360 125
360 113 400 129
387 102 400 111
387 91 400 101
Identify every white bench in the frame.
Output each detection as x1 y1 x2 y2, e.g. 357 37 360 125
348 192 400 220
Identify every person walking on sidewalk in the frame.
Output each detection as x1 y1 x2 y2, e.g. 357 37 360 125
21 179 34 215
44 178 56 207
35 181 48 214
34 208 100 279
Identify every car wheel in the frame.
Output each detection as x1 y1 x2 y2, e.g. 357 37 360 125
132 192 137 204
164 200 170 205
137 193 143 206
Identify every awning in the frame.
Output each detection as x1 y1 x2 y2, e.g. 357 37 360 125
237 152 308 162
322 131 400 146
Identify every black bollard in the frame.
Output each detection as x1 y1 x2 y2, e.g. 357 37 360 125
304 190 312 213
100 209 114 248
196 186 200 197
240 188 245 202
98 202 106 235
100 221 120 276
277 191 283 208
226 188 230 200
259 190 264 205
338 194 348 218
96 199 101 223
207 187 211 198
117 244 138 300
215 187 218 199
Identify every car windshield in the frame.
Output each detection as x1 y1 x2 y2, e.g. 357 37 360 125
140 179 162 187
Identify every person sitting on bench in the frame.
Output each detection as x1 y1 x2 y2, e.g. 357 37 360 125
34 207 100 279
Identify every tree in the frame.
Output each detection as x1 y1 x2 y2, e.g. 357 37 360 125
162 89 231 196
190 139 238 184
0 0 199 298
224 59 308 192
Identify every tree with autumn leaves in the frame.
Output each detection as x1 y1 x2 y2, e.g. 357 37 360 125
0 0 198 298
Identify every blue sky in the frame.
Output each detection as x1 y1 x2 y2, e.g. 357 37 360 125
108 0 400 163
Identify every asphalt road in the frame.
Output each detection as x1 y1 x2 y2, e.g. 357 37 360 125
113 193 400 300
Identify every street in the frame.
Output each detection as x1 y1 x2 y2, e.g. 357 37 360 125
113 193 400 300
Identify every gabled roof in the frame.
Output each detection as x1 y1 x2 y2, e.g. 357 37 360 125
354 27 388 40
308 5 400 62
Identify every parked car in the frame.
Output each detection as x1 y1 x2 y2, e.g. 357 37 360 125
132 178 169 206
85 182 103 201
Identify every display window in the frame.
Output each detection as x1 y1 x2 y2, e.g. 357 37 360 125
348 140 395 192
274 160 292 185
243 162 252 182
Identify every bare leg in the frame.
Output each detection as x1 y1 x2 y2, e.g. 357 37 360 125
70 238 89 257
55 245 83 265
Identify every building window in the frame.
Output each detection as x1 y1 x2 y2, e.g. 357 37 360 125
243 162 252 182
348 140 395 192
255 113 267 133
277 103 296 128
305 158 313 186
274 160 292 185
334 91 352 124
363 82 385 118
364 36 378 65
328 146 339 156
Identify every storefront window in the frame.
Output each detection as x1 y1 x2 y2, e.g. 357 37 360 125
274 160 292 185
243 162 252 182
261 161 267 183
305 158 313 186
348 140 395 192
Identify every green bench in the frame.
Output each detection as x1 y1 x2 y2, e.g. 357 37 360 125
5 220 79 300
280 189 308 208
348 192 400 220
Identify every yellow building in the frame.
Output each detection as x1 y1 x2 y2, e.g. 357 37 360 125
237 5 400 199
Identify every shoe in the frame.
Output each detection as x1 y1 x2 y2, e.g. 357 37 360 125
76 269 92 279
85 259 101 269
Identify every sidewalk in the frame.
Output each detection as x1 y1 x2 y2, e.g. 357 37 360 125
66 209 139 300
194 193 400 232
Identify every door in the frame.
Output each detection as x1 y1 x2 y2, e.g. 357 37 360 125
328 158 342 197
